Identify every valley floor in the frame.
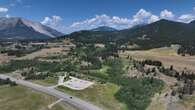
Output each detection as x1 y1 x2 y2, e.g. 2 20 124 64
0 41 194 110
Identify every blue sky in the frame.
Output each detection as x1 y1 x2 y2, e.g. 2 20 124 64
0 0 195 33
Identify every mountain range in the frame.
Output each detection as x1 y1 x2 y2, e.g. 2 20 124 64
1 17 195 49
67 19 195 48
0 17 63 40
91 26 117 32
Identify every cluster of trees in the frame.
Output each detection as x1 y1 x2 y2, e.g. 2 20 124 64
178 72 195 95
158 66 195 81
71 43 120 71
179 79 194 95
72 44 102 70
127 58 195 97
21 68 49 80
180 71 195 80
142 59 162 67
158 66 179 77
131 59 162 73
0 44 43 57
101 58 164 110
105 58 125 80
177 45 195 56
132 60 145 72
158 66 195 95
0 59 78 73
67 31 118 44
0 78 17 86
115 77 164 110
170 79 194 99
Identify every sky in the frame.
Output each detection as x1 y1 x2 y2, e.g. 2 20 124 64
0 0 195 33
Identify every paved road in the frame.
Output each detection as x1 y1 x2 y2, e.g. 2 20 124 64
0 74 102 110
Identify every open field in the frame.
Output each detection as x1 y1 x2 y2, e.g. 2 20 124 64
57 83 128 110
120 47 195 72
32 76 58 86
0 85 78 110
17 47 69 60
0 54 14 64
0 54 9 64
180 96 195 110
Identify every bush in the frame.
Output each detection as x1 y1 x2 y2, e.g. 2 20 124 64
143 59 162 67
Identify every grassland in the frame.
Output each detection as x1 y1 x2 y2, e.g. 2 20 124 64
120 46 195 72
0 54 14 64
17 47 67 60
57 83 128 110
180 96 195 110
32 76 58 86
0 85 78 110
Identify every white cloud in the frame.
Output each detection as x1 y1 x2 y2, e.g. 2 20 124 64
0 7 8 13
41 16 65 32
131 9 152 25
131 9 161 25
148 15 160 23
71 14 131 31
60 8 195 33
133 9 151 19
178 14 195 23
160 9 175 19
42 16 62 27
70 9 159 32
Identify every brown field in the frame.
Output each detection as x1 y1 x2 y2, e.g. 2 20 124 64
120 47 195 72
18 47 70 60
0 54 14 64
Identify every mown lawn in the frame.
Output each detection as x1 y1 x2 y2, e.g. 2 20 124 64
0 85 78 110
57 83 128 110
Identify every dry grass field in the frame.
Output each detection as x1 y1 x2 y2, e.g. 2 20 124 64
120 47 195 72
0 54 14 64
17 47 69 60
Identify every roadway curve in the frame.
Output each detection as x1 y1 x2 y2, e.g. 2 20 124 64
0 74 102 110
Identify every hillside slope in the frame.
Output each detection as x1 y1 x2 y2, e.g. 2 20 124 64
66 19 195 48
0 17 63 40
